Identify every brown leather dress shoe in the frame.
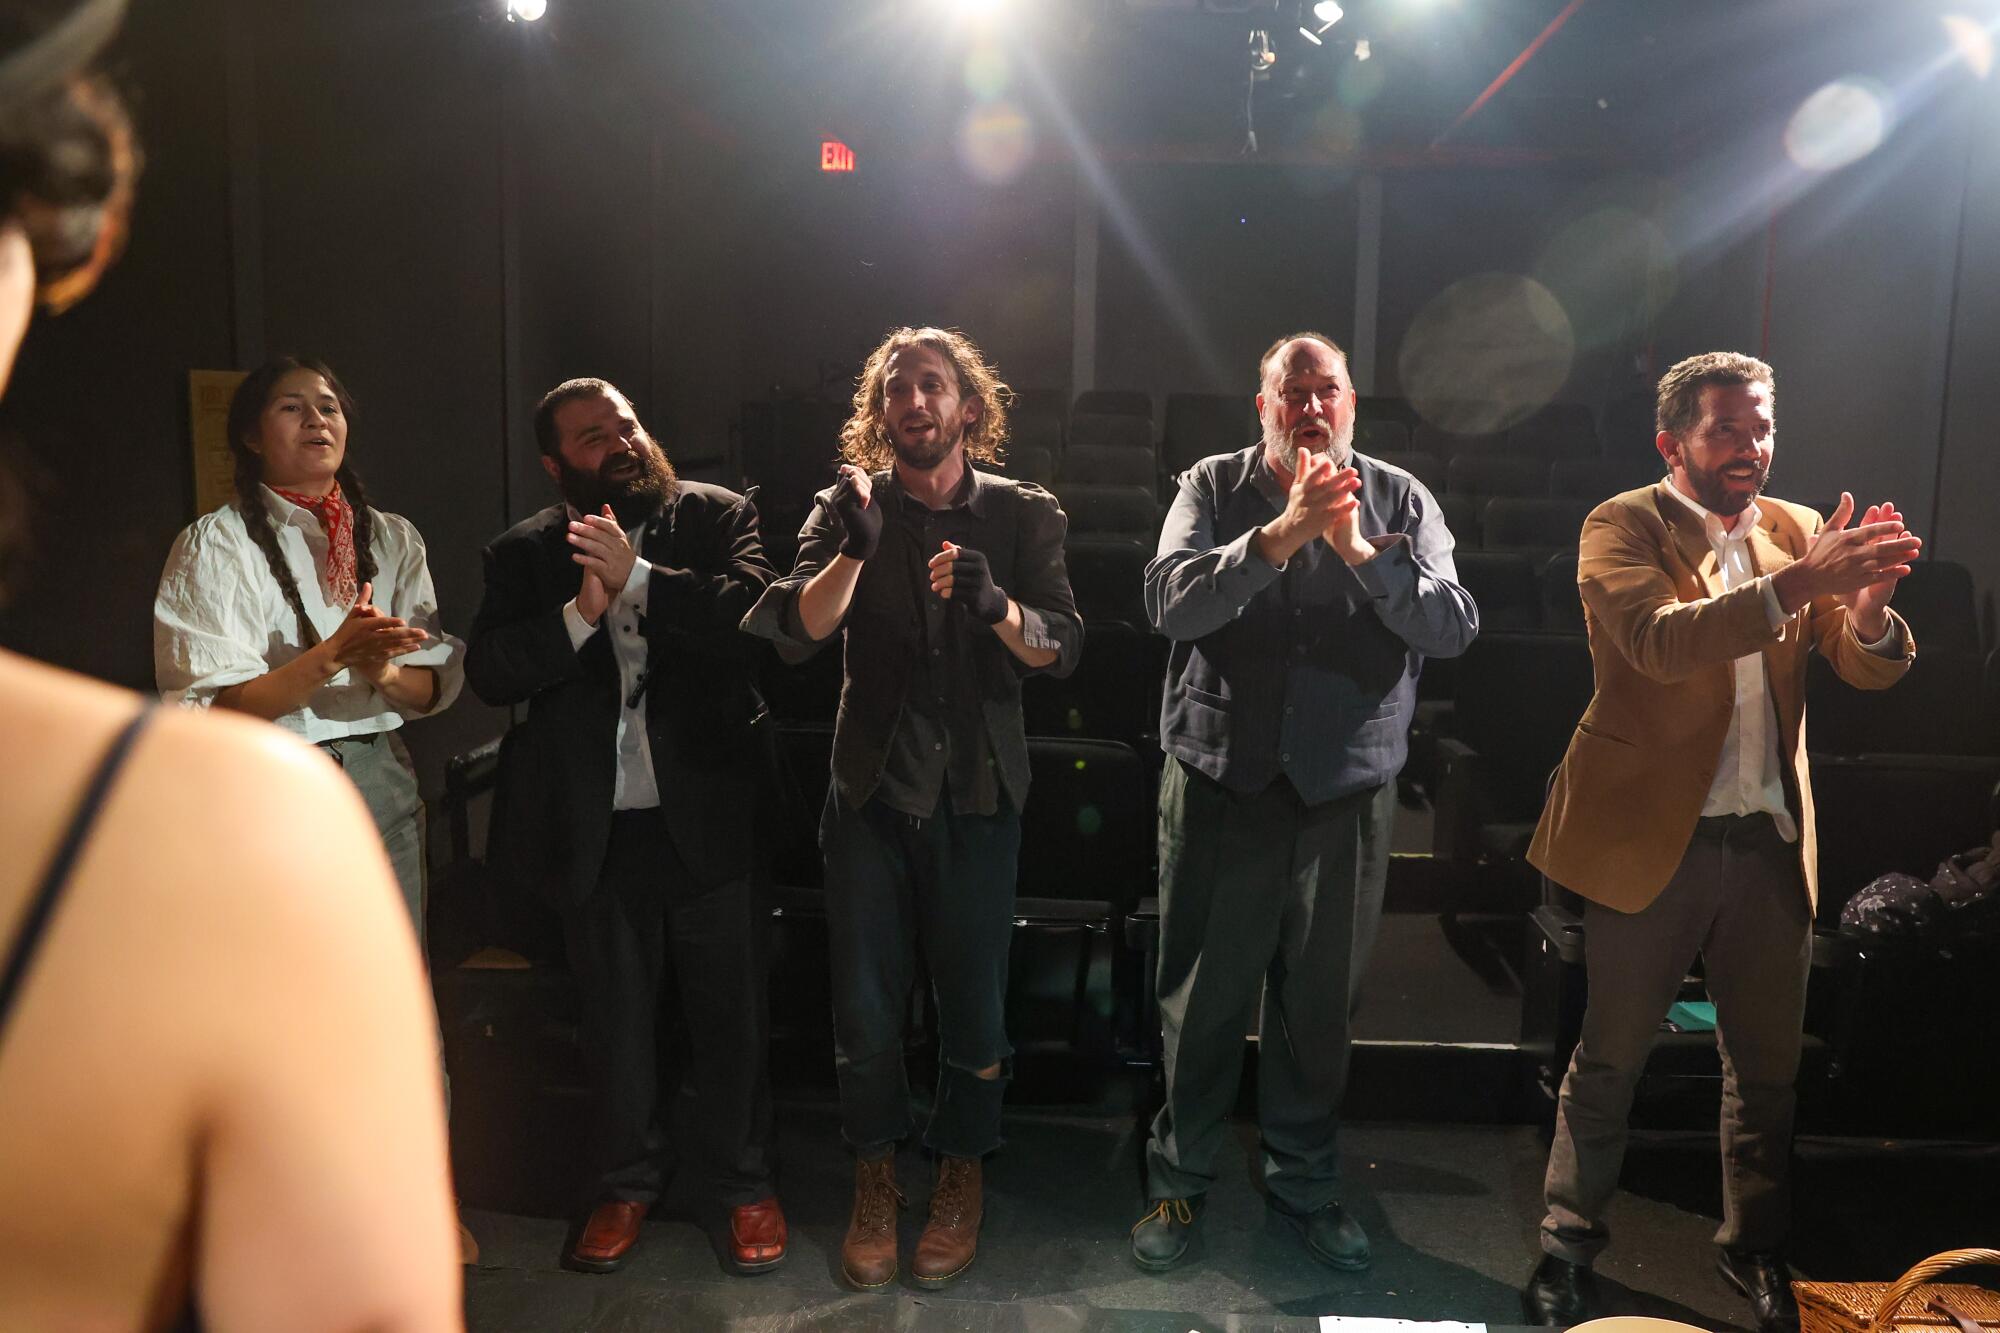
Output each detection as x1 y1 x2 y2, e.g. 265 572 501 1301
566 1200 648 1273
912 1155 983 1288
728 1197 788 1274
842 1155 905 1289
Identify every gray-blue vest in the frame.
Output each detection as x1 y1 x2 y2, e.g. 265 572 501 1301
1146 444 1478 805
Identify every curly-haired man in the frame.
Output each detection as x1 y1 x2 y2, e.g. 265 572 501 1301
745 326 1081 1290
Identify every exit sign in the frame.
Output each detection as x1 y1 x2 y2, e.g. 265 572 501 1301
820 139 856 172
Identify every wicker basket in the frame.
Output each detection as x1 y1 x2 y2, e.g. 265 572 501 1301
1797 1249 2000 1333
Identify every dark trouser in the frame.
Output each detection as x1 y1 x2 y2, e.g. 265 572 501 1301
822 789 1020 1160
320 730 426 933
1145 758 1394 1213
1541 812 1811 1263
564 807 775 1208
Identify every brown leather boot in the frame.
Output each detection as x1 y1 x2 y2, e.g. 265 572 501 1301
912 1155 983 1287
840 1155 904 1289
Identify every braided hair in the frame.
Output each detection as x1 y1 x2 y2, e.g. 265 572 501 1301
225 356 378 647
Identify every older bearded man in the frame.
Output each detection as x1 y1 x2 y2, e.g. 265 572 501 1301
1130 332 1478 1273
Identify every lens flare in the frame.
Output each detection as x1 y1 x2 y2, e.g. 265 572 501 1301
1784 79 1890 173
965 41 1011 99
1399 273 1574 436
958 101 1034 186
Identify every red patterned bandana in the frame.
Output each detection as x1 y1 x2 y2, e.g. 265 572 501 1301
273 484 359 608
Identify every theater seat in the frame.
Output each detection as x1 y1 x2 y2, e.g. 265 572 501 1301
1540 551 1585 633
1453 550 1541 631
1805 649 1995 758
1446 454 1545 501
1505 402 1599 459
1481 496 1598 565
1012 737 1155 1060
1355 419 1412 455
1055 484 1158 537
1889 559 1981 655
1432 631 1595 864
1059 442 1156 489
1371 449 1444 493
1002 443 1055 486
1065 536 1151 626
1021 620 1169 749
1072 388 1152 421
1163 392 1256 477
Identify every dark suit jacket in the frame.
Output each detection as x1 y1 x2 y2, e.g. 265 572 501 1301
465 482 776 909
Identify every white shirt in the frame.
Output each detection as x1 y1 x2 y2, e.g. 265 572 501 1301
1661 480 1801 840
154 486 465 742
560 513 660 811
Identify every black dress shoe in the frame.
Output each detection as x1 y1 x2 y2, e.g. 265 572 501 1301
1268 1201 1371 1271
1131 1196 1205 1271
1718 1248 1800 1333
1522 1253 1599 1327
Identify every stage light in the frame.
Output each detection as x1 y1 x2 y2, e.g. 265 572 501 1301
1942 14 1994 79
1298 25 1322 45
506 0 546 20
950 0 1004 16
1355 38 1370 60
1314 1 1343 23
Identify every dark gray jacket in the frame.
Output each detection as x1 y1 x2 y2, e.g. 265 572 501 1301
1147 445 1477 804
743 465 1082 811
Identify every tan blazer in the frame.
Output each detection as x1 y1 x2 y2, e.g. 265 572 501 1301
1527 483 1914 915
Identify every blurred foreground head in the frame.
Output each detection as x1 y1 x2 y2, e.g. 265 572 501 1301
0 0 137 594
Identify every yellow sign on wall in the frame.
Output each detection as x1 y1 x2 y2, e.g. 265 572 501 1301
188 369 247 519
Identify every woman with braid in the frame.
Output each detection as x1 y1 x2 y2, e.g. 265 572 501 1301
154 356 465 926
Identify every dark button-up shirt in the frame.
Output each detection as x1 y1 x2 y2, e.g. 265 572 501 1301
743 462 1083 816
1147 444 1478 804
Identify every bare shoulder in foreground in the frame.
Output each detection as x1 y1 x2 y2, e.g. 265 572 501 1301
0 651 463 1332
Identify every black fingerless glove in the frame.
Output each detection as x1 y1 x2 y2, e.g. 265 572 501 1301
946 546 1009 625
829 475 882 561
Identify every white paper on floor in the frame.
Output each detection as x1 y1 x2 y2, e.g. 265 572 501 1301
1320 1321 1487 1333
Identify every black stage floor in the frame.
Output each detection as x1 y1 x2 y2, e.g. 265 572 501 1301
460 1105 1998 1332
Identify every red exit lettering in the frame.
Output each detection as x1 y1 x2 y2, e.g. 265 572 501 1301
820 140 856 173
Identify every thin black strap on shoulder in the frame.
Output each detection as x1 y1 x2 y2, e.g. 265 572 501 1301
0 704 155 1043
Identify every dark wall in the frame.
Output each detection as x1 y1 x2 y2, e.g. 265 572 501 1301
1 0 1993 806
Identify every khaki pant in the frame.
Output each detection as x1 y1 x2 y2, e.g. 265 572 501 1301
1541 813 1811 1262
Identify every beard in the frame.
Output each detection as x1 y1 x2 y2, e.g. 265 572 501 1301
558 440 677 527
1682 456 1769 516
1264 412 1355 475
887 412 965 472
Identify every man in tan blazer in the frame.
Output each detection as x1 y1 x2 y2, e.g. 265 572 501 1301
1521 352 1919 1332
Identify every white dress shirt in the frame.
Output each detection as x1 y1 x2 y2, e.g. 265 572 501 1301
1662 479 1799 841
154 486 465 742
560 512 661 811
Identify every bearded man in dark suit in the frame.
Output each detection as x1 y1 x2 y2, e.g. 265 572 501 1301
466 378 783 1276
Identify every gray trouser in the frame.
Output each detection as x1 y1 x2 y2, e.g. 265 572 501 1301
320 730 426 935
320 729 444 1111
1144 758 1394 1213
1541 812 1811 1263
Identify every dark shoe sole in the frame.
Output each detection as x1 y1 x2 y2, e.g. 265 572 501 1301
1267 1207 1371 1272
562 1249 631 1275
729 1252 785 1275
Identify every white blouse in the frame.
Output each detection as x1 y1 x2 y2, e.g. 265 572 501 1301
154 485 465 742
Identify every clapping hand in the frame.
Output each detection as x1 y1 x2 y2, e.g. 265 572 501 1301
322 581 429 681
928 541 1010 624
568 504 639 596
829 465 882 561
